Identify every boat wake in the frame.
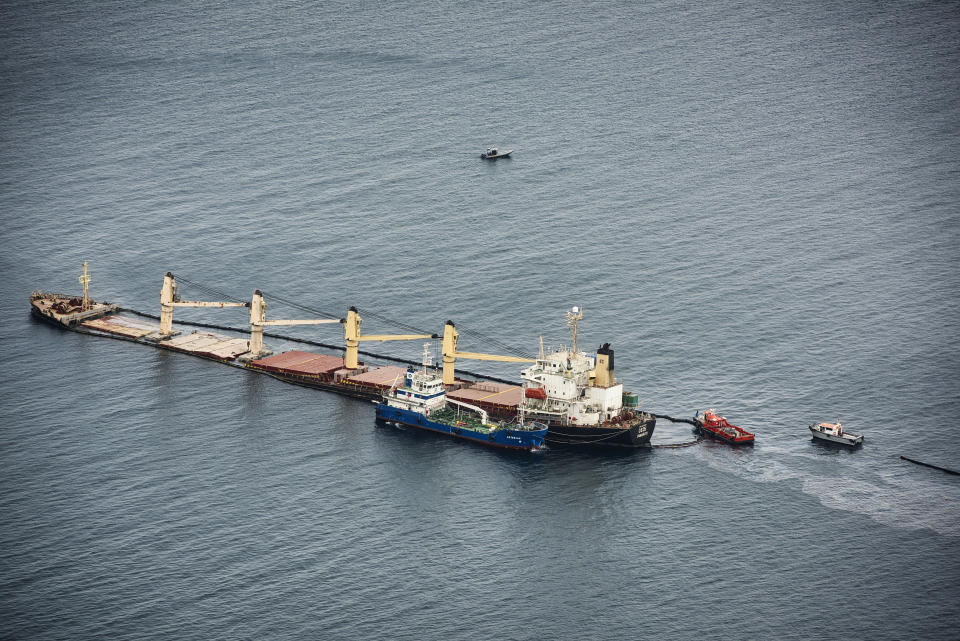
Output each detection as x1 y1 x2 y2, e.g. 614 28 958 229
693 443 960 538
800 474 960 537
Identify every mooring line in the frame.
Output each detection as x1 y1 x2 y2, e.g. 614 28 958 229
653 413 699 426
650 413 702 448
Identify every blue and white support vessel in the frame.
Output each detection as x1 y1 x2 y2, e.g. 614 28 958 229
375 346 547 451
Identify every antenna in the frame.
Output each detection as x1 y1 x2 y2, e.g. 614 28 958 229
422 343 432 372
565 305 583 353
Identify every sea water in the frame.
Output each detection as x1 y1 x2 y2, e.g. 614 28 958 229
1 1 958 638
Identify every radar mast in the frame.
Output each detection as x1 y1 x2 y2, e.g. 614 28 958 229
565 306 583 353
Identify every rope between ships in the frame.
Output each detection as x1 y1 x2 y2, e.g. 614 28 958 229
649 413 703 448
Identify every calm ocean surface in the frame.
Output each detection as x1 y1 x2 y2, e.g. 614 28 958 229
2 1 959 639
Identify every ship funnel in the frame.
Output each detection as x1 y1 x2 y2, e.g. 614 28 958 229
595 343 615 387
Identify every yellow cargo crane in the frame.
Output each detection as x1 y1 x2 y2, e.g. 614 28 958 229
160 274 435 363
441 320 534 385
159 272 248 336
247 290 341 357
343 307 435 369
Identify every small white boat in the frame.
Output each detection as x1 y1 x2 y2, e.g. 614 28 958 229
809 421 863 446
481 146 512 159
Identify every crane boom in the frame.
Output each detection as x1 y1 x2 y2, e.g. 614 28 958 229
441 320 533 385
249 299 438 362
169 301 248 308
451 351 534 363
159 272 250 335
359 334 434 342
343 307 438 369
248 290 345 356
256 319 342 326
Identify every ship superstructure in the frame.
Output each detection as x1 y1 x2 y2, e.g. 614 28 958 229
520 342 624 426
509 308 655 448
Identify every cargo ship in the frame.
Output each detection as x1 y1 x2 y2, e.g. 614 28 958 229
693 409 755 445
375 347 547 451
31 267 655 449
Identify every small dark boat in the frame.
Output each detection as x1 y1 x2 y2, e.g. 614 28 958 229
481 146 513 159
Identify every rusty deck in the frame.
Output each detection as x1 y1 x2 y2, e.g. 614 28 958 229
81 314 158 339
447 381 524 410
160 331 251 361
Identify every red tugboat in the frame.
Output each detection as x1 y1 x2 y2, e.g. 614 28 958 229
694 409 755 445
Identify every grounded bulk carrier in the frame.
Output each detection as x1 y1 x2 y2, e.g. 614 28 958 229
30 266 655 449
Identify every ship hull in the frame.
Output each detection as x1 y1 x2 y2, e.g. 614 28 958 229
697 425 755 445
258 371 385 401
31 303 69 328
542 414 656 448
375 405 546 451
263 371 655 448
809 428 862 446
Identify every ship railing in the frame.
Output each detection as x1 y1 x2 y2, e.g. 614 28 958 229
470 382 505 393
516 421 547 432
31 291 79 300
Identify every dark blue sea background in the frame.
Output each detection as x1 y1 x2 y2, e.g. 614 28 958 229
2 1 959 639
